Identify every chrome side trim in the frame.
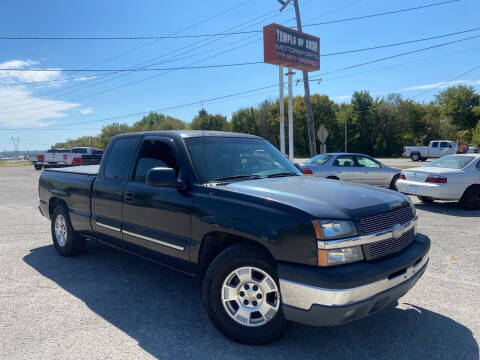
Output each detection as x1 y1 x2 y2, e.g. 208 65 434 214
122 230 184 251
279 253 428 310
96 222 121 232
317 215 418 250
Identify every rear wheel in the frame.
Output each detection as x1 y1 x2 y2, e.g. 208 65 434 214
51 205 85 256
202 244 291 344
34 163 42 170
418 196 434 203
410 153 420 162
459 186 480 210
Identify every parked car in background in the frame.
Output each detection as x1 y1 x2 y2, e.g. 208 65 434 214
33 147 104 170
397 154 480 210
467 146 478 154
300 153 401 190
38 131 429 344
403 140 457 162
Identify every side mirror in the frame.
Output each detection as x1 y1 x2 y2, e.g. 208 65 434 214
146 167 184 188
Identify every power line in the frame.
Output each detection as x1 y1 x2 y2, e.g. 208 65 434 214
1 0 460 40
308 34 480 80
322 26 480 57
4 27 479 88
0 61 264 72
303 0 460 27
410 64 480 99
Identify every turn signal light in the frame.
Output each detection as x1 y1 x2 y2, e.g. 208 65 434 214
425 175 447 183
302 168 313 175
400 174 406 180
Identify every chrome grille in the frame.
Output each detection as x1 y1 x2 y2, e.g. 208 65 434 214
363 228 415 261
360 206 414 235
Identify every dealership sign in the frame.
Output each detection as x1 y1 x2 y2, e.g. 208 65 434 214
263 23 320 72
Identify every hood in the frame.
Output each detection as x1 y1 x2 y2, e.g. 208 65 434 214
221 176 409 220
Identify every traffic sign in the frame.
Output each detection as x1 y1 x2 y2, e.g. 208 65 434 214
317 124 328 144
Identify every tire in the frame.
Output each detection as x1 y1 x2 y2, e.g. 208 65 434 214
459 186 480 210
389 174 400 191
202 244 291 345
51 205 85 256
34 164 42 170
326 176 339 180
410 153 420 162
418 196 434 203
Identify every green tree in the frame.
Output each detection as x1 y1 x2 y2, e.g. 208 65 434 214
97 123 132 148
436 85 480 130
189 109 228 130
131 112 186 132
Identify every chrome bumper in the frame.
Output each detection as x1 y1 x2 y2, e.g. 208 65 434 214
279 252 428 310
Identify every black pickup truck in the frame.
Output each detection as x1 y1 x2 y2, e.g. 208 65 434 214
38 130 430 344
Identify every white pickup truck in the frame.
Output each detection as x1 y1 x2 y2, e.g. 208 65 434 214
403 140 457 162
33 147 103 170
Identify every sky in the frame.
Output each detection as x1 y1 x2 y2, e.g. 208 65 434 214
0 0 479 151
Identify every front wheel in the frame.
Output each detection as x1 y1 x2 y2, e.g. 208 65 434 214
51 205 85 256
202 244 291 344
459 186 480 210
34 163 42 170
418 196 434 203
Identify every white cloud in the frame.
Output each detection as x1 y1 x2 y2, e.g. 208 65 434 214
0 59 63 84
0 86 79 128
74 75 97 81
0 59 81 127
79 107 93 115
403 79 480 92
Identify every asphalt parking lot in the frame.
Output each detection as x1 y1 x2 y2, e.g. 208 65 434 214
0 166 479 359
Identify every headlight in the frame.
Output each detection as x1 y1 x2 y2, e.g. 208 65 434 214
318 246 364 266
405 196 416 216
312 220 357 240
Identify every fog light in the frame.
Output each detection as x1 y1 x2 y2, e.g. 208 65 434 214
318 246 364 266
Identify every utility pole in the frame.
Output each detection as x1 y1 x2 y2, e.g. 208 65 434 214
293 0 317 157
344 109 348 152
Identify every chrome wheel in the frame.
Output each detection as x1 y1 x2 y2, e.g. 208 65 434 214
54 215 68 247
221 266 280 327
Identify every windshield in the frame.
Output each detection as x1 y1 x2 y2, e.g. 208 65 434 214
426 155 475 169
306 154 332 165
185 137 301 183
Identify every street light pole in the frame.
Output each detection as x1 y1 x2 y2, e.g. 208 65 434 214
287 67 294 161
279 65 285 154
344 109 348 152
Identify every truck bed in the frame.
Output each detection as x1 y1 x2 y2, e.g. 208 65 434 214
39 165 98 234
45 164 99 175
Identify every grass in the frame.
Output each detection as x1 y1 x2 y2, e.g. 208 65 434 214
0 160 31 167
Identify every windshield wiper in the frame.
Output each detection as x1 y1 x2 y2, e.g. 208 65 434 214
213 174 262 183
267 172 300 178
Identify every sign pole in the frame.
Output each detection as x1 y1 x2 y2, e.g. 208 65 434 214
293 0 317 158
287 67 294 161
279 65 285 154
344 109 348 152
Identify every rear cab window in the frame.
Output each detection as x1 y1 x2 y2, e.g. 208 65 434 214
104 138 138 180
431 142 439 148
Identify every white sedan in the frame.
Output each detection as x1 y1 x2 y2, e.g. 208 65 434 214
397 154 480 210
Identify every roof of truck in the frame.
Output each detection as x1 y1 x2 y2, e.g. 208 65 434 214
114 130 261 140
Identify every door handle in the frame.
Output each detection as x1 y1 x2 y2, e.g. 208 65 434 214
124 192 135 203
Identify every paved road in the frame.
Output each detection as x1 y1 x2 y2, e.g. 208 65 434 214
0 166 478 359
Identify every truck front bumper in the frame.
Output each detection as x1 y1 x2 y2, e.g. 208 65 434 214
278 233 430 326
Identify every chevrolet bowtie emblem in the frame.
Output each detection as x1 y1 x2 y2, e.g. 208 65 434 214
392 224 405 239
